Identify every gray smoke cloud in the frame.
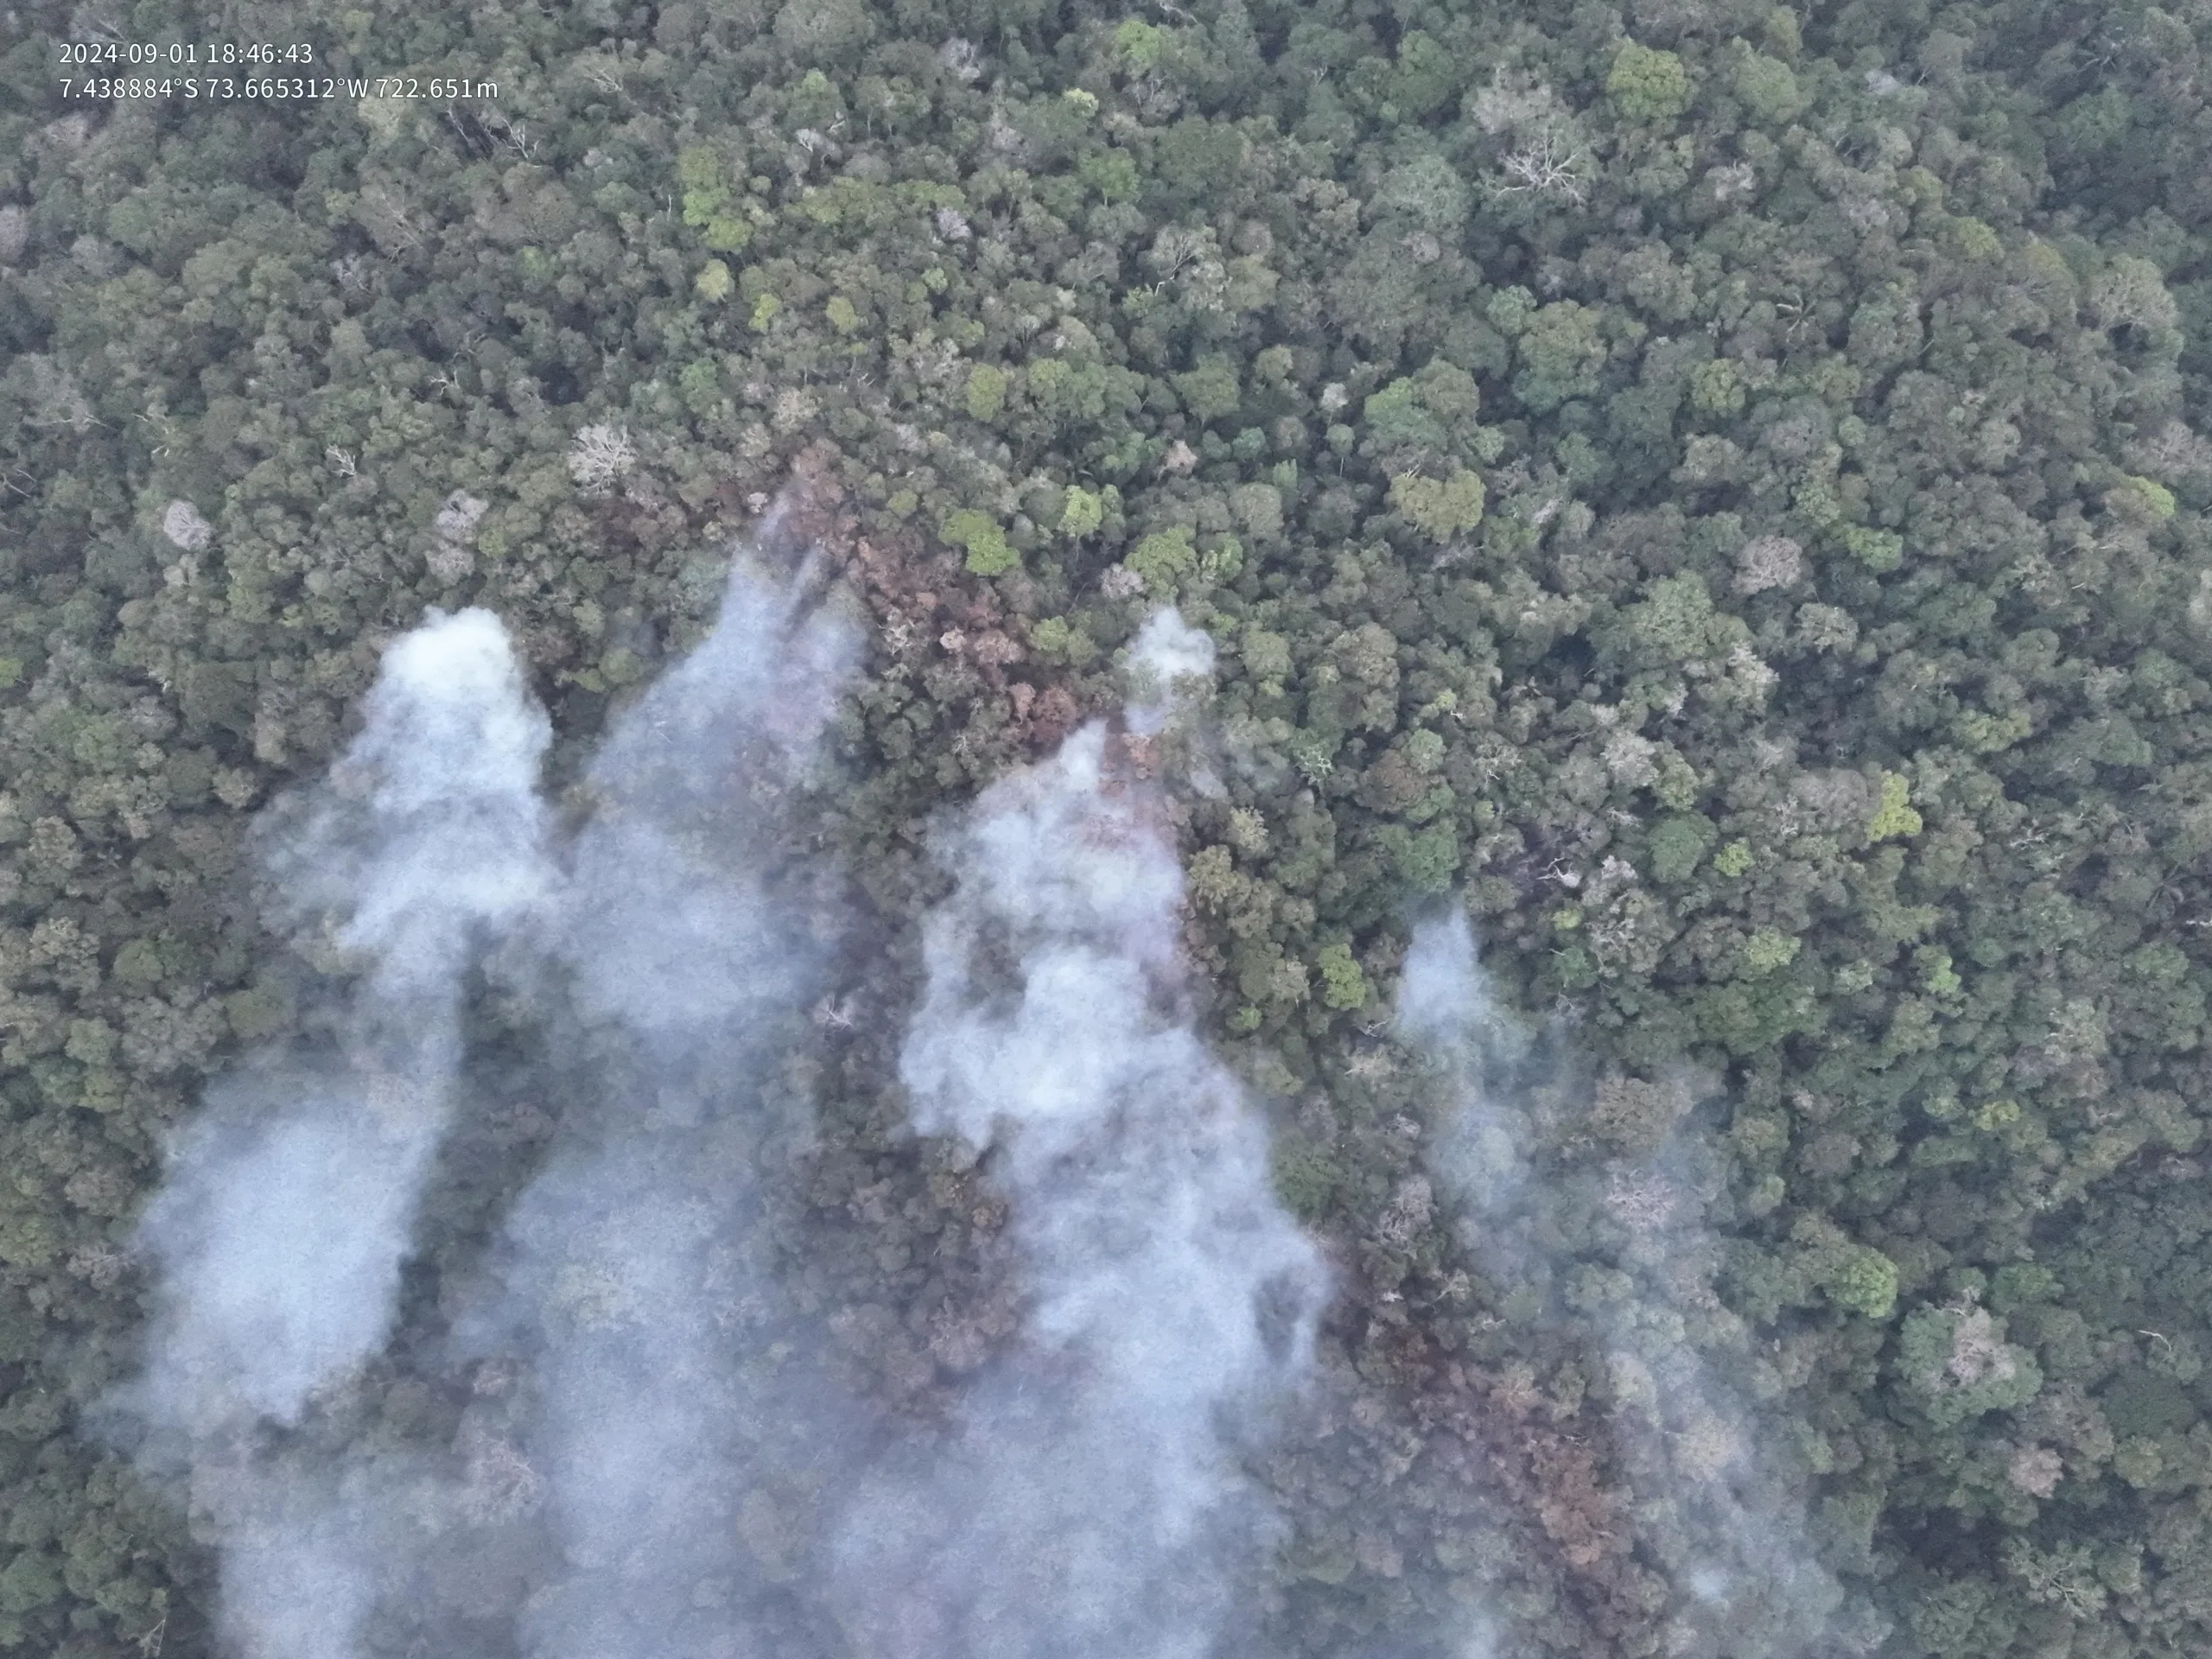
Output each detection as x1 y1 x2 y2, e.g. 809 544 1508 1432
1396 908 1858 1658
1123 606 1217 735
553 551 861 1037
834 612 1327 1659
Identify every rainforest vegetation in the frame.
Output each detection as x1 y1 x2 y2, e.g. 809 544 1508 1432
6 0 2212 1655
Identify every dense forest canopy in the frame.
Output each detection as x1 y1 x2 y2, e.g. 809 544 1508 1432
5 0 2212 1655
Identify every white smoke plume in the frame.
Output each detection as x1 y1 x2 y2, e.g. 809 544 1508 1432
1396 908 1855 1657
118 557 866 1659
117 608 553 1659
130 607 553 1436
552 552 861 1039
836 612 1326 1658
461 553 867 1659
188 1454 442 1659
118 577 1349 1659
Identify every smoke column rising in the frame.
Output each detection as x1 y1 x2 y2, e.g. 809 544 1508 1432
130 607 552 1433
835 612 1326 1659
1396 910 1537 1235
123 608 554 1656
553 550 861 1036
464 554 866 1659
1123 606 1219 734
119 577 1348 1659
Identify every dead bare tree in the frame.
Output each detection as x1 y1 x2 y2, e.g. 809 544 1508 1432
1496 130 1591 206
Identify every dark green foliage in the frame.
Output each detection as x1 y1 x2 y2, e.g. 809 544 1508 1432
5 0 2212 1655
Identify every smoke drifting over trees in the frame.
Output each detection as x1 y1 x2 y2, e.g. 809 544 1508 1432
15 3 2212 1652
111 564 1335 1659
111 556 870 1658
118 608 555 1657
1397 910 1866 1657
130 610 554 1438
836 656 1326 1658
454 549 864 1659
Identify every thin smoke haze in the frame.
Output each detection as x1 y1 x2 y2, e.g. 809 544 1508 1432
1395 908 1854 1657
119 555 868 1659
